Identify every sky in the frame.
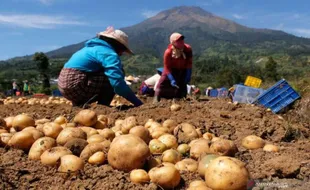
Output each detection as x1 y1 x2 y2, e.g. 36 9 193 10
0 0 310 60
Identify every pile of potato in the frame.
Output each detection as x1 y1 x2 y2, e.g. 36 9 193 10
0 108 280 190
1 96 72 105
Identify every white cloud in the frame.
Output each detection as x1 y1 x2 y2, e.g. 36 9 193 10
292 28 310 37
141 10 160 18
0 14 85 29
232 14 245 20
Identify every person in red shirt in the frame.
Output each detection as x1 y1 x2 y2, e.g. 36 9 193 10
154 32 193 103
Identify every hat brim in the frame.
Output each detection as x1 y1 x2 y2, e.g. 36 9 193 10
99 33 134 55
178 35 185 40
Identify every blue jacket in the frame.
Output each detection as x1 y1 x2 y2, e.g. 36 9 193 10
64 38 142 106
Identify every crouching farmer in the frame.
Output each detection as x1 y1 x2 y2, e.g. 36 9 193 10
58 27 143 107
139 68 163 96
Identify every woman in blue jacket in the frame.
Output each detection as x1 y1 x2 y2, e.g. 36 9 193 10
58 27 143 107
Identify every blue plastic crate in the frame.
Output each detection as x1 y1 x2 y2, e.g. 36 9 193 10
208 88 228 98
232 85 265 104
209 89 218 97
253 79 300 113
217 87 229 98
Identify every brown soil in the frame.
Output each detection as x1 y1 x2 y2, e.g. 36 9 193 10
0 96 309 190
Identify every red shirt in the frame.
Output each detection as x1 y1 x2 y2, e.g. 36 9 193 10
163 44 193 75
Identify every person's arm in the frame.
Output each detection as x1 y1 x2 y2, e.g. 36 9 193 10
164 49 178 88
98 52 142 107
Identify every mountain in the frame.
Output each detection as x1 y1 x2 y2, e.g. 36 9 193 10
43 6 310 59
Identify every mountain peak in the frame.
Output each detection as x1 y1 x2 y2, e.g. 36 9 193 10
126 6 249 33
160 6 213 17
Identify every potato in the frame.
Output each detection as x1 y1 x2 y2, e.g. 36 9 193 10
190 138 211 159
28 137 56 160
41 146 72 166
35 118 51 125
198 154 220 177
111 125 122 133
64 138 88 156
162 162 176 167
98 114 108 122
87 134 106 144
150 127 169 139
98 128 115 141
80 141 110 160
146 121 162 132
8 131 36 151
210 139 238 156
188 180 211 190
4 116 15 129
211 137 221 143
144 119 155 128
129 126 151 144
174 123 199 143
108 134 150 172
205 156 249 190
263 144 280 152
94 115 109 129
54 116 67 125
162 149 182 164
158 134 178 149
149 139 167 154
58 155 84 172
80 127 98 138
88 151 106 165
149 165 180 189
170 103 181 111
115 131 123 137
147 157 162 170
121 116 137 134
130 169 150 184
61 122 76 128
12 114 35 131
177 144 190 155
73 109 97 127
56 127 87 145
242 135 265 150
0 129 8 134
175 158 198 172
162 119 178 133
43 122 63 139
23 127 44 140
0 118 7 129
203 132 214 141
0 133 13 146
114 119 124 128
196 129 203 138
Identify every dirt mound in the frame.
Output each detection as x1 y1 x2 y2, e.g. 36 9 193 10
0 96 309 189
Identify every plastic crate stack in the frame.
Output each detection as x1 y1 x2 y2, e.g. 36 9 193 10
253 79 300 113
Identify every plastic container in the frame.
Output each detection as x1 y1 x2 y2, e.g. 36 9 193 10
208 88 228 98
232 85 265 104
253 79 300 113
244 76 262 88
